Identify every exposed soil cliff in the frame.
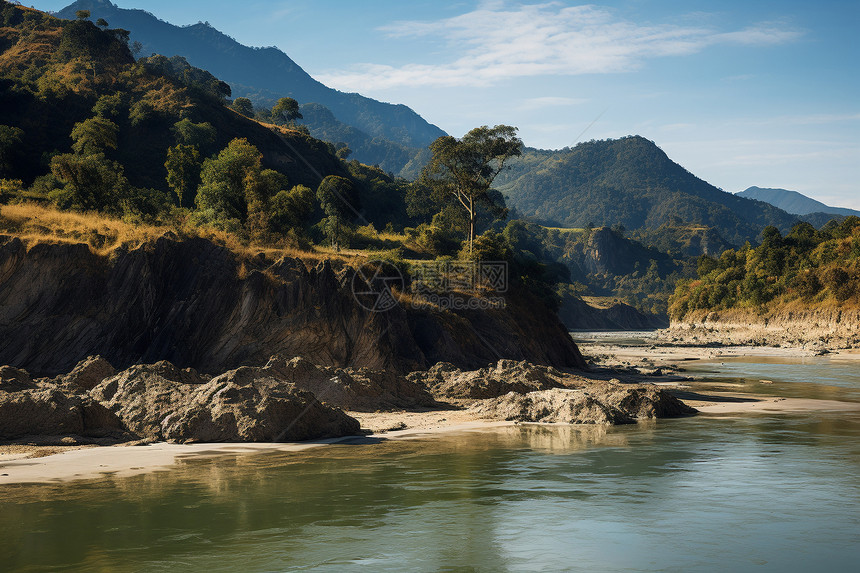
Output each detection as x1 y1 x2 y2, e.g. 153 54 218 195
0 235 584 375
666 305 860 350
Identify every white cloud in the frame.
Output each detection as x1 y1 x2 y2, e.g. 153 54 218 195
317 2 802 90
521 96 589 109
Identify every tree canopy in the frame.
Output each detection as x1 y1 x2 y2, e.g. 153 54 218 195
272 97 302 124
70 117 118 156
420 125 522 253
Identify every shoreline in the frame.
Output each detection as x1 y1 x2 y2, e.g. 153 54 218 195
4 340 859 486
4 392 858 486
0 420 515 486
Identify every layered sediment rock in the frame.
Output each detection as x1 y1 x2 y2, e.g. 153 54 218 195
667 307 860 350
0 235 585 376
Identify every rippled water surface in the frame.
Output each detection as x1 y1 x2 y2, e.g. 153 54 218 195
2 343 860 572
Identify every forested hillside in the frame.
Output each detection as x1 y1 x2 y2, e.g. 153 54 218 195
298 103 420 174
669 217 860 320
55 0 446 156
0 1 421 242
497 221 694 316
497 136 800 246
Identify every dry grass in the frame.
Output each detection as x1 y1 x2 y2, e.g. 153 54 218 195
0 202 392 276
0 203 175 255
0 203 316 262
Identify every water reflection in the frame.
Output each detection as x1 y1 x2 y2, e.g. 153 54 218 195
687 355 860 402
3 414 859 572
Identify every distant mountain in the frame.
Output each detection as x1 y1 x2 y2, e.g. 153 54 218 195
737 186 860 218
55 0 446 156
799 212 847 228
298 103 418 175
496 136 800 246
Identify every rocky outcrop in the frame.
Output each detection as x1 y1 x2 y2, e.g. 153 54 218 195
89 361 210 439
57 356 116 391
0 358 363 444
412 359 570 399
469 384 696 424
0 235 585 376
91 362 360 443
0 366 126 441
261 356 436 411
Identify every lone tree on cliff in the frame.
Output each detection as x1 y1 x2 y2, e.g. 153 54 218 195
272 97 302 125
420 125 522 254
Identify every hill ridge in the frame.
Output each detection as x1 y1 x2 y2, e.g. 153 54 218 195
55 0 446 150
497 135 800 246
737 186 860 218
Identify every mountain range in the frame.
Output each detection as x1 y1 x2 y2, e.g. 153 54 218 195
737 186 860 218
497 136 800 246
55 0 443 172
38 2 821 250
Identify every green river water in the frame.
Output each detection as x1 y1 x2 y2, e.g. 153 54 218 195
1 338 859 572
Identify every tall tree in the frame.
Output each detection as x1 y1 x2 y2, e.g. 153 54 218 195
165 144 201 208
195 138 263 222
270 184 315 234
316 175 358 250
171 118 217 155
232 97 254 118
272 97 302 125
50 153 126 212
0 125 23 175
420 125 522 253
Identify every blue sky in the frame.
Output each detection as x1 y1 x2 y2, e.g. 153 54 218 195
31 0 860 209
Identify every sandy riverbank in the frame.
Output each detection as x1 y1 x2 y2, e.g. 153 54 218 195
0 418 515 485
4 390 857 486
4 340 858 486
580 339 860 371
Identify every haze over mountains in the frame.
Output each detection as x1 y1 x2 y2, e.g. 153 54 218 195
737 186 860 218
56 0 444 172
46 0 830 249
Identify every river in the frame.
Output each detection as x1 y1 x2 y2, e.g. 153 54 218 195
1 336 859 572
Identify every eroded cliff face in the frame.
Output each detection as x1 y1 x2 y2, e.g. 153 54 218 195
0 235 584 375
667 306 860 350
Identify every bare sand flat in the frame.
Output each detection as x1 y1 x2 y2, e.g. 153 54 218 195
682 393 860 414
0 419 514 486
0 438 357 485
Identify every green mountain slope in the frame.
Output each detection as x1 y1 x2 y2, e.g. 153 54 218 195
299 103 420 174
54 0 446 153
497 136 800 246
737 186 860 218
0 2 348 196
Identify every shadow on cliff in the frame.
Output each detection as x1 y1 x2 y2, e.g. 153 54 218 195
0 234 585 375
